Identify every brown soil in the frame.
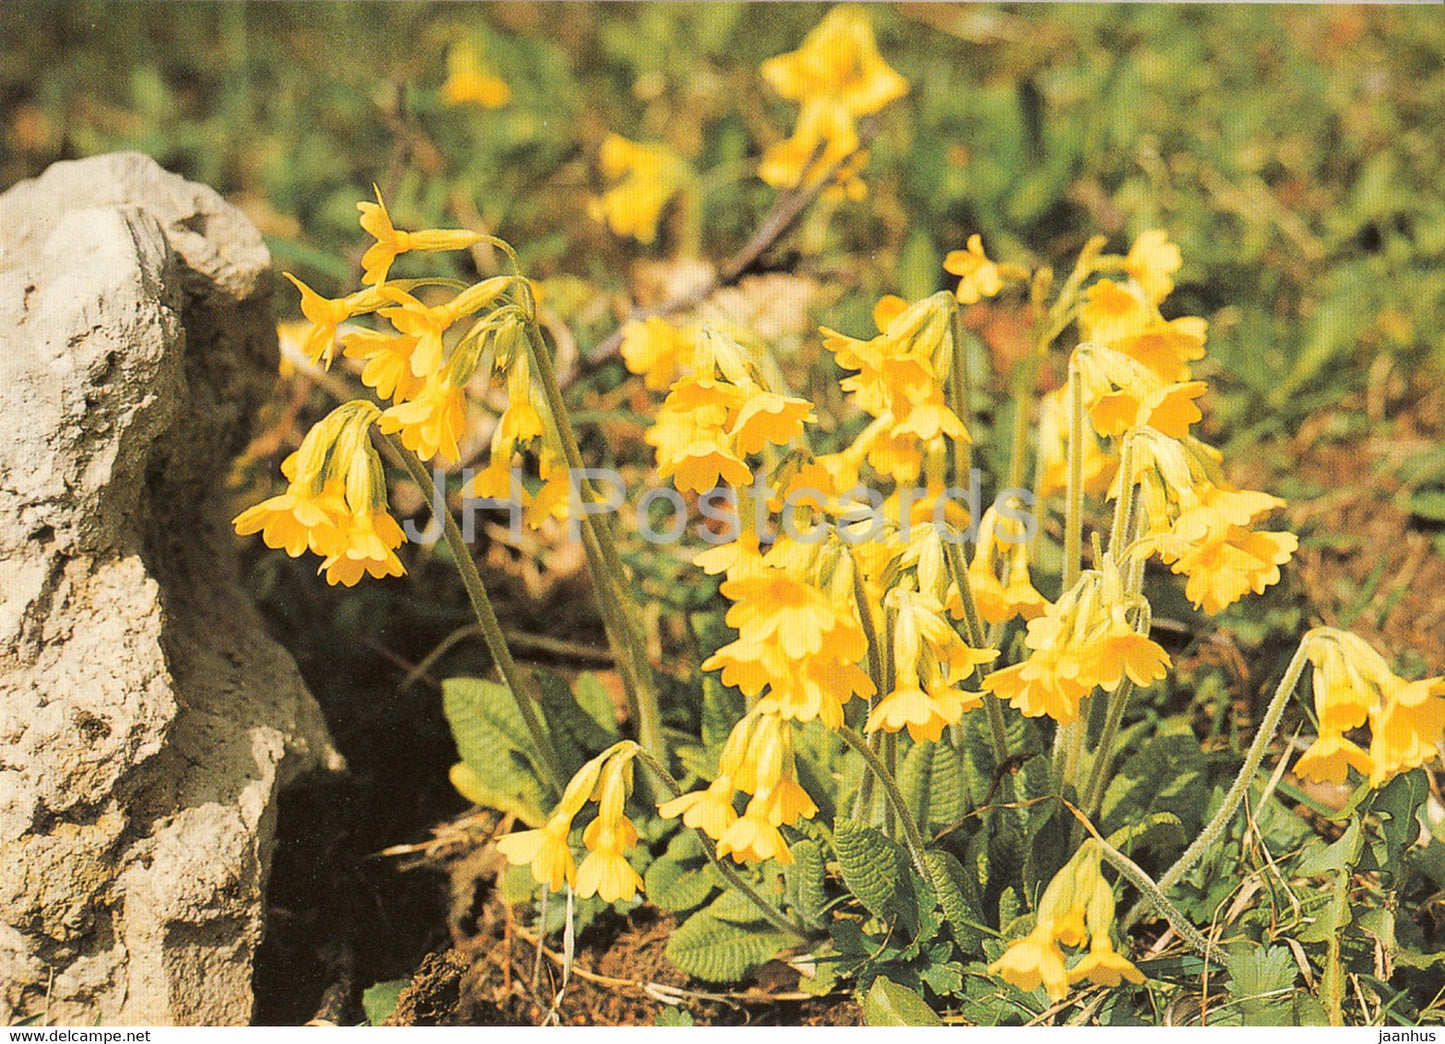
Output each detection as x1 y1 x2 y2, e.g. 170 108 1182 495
382 839 861 1026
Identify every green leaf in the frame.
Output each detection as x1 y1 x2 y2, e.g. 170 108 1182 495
442 677 552 824
535 668 615 774
1224 945 1298 1025
666 913 788 983
702 676 746 751
785 838 828 929
361 979 408 1026
900 740 970 834
645 853 720 914
862 976 943 1026
924 849 989 954
448 763 545 827
834 821 904 921
654 1007 694 1027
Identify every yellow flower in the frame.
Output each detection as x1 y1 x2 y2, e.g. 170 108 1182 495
233 463 347 559
989 923 1070 1002
282 274 383 367
657 775 738 841
575 818 643 903
1080 279 1153 346
730 390 817 454
716 796 793 865
357 187 484 286
441 38 511 109
1293 732 1374 785
1369 677 1445 785
495 815 576 892
620 316 696 392
1122 229 1182 305
378 375 467 464
759 5 907 118
1114 315 1208 383
945 234 1004 305
1068 940 1146 989
589 134 689 244
1074 343 1207 439
966 507 1048 625
341 328 423 403
320 508 406 587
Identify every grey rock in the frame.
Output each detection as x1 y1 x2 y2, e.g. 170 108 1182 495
0 153 343 1025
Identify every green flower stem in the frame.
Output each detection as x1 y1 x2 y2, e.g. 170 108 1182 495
848 554 884 823
1089 834 1213 957
947 303 974 484
1107 431 1139 562
390 437 566 797
941 541 1010 767
1153 640 1311 896
521 322 666 770
1079 679 1136 823
631 746 811 941
837 726 935 889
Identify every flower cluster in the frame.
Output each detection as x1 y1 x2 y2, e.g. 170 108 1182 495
233 401 406 587
1294 628 1445 787
1127 429 1299 615
989 843 1145 1002
237 189 570 581
659 711 818 865
758 5 907 197
983 561 1171 726
496 745 645 902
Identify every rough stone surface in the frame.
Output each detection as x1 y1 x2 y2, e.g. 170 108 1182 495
0 153 343 1025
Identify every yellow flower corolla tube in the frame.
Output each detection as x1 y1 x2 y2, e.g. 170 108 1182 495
660 712 816 865
964 507 1048 625
1035 386 1117 501
440 38 511 109
1292 629 1445 787
496 749 614 892
575 755 645 903
377 374 466 465
378 279 511 379
588 134 689 244
991 843 1145 1000
866 588 995 741
356 187 484 286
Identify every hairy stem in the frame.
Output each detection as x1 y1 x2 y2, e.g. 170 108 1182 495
522 321 666 769
837 727 935 888
1155 640 1311 895
391 438 566 795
